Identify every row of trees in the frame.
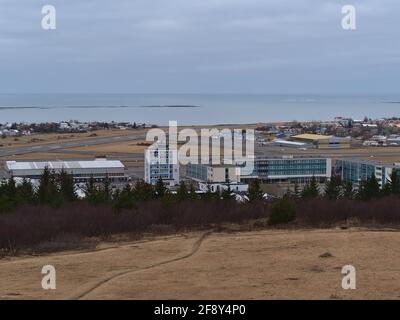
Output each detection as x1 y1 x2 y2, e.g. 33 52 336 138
2 167 399 220
0 168 267 213
291 169 400 201
86 177 266 212
0 168 76 211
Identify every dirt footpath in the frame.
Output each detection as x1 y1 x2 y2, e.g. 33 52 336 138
1 229 399 300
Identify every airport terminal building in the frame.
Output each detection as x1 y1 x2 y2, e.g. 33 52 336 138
4 159 127 183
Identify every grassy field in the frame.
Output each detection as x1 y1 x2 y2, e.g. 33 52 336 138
0 152 93 161
0 124 261 149
1 228 399 300
0 128 147 149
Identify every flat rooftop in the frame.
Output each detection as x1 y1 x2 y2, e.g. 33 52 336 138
292 134 333 140
362 157 400 165
5 160 125 171
339 157 400 167
272 139 308 146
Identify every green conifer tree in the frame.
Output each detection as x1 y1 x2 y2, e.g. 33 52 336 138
324 175 342 200
248 179 264 202
59 168 77 202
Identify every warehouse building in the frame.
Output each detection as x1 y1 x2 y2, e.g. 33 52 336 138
290 134 351 149
4 159 127 183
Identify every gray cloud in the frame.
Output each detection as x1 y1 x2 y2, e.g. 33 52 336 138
0 0 399 93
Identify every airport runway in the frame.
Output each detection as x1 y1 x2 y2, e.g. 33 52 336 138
2 133 400 163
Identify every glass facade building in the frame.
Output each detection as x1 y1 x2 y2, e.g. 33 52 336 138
336 159 400 188
186 163 209 182
241 157 331 184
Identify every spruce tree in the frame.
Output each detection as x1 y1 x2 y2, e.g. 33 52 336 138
203 183 218 201
59 169 76 202
4 177 17 205
101 176 112 203
133 180 155 202
84 176 99 204
176 181 189 202
301 176 319 199
342 181 354 199
324 176 342 200
0 193 14 212
155 178 167 198
248 179 264 202
188 184 197 201
268 195 296 225
16 178 35 205
37 167 52 204
113 184 136 212
37 167 63 207
357 174 381 201
293 183 300 198
0 178 16 212
386 169 400 195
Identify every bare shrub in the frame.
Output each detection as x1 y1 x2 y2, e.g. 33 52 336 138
1 196 400 255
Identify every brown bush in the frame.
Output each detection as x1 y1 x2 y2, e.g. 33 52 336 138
1 196 400 254
294 197 400 227
0 200 268 253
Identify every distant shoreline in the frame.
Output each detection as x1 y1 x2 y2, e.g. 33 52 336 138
1 93 400 125
0 105 201 110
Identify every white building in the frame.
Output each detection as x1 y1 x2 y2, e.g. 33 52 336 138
271 138 311 149
144 142 179 186
4 159 127 184
198 181 248 193
186 163 248 192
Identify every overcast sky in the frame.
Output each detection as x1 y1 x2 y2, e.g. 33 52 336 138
0 0 399 94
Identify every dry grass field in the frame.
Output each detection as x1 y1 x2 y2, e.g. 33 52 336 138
0 123 261 149
0 152 93 161
1 228 399 300
0 129 147 149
